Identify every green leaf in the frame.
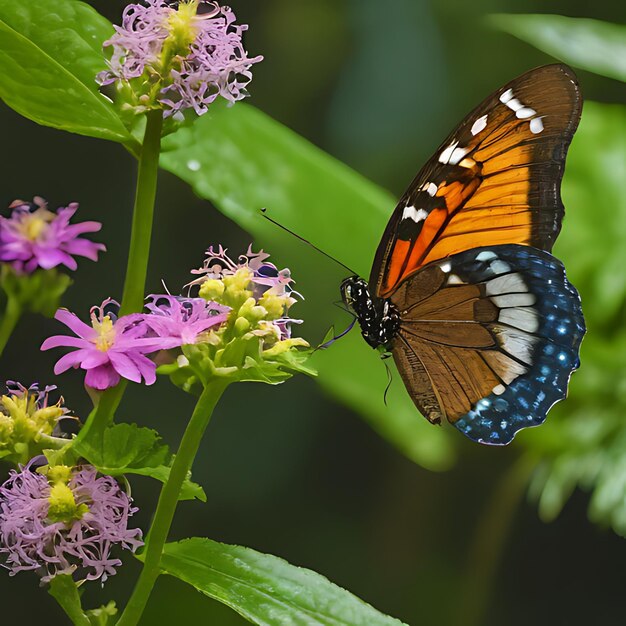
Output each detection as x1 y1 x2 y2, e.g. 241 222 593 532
73 423 206 502
0 0 132 142
145 538 407 626
48 574 91 626
489 14 626 82
160 102 455 470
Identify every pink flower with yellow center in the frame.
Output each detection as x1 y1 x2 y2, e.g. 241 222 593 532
41 300 165 390
0 197 105 273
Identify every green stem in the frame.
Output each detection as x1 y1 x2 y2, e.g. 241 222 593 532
73 110 163 431
456 454 536 626
48 575 92 626
117 380 229 626
0 296 21 356
77 381 128 443
119 110 163 316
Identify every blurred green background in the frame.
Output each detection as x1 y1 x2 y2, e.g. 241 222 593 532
1 0 624 624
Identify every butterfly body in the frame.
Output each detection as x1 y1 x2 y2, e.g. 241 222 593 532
340 277 399 349
343 64 585 445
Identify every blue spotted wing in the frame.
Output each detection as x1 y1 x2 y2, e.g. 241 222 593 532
390 244 584 444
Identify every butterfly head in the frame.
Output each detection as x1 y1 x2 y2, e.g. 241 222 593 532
340 276 400 350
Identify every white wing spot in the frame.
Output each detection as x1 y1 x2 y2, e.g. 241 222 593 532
491 293 536 307
439 141 459 164
440 261 452 273
490 260 511 275
421 182 438 197
476 250 497 262
447 274 464 285
505 98 524 113
471 114 488 136
485 273 527 296
449 146 470 165
497 328 536 365
499 307 540 333
401 205 428 223
499 88 514 104
499 88 544 133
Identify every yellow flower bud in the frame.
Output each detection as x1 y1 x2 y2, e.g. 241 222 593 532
199 278 225 302
47 465 73 485
165 1 200 57
47 482 88 523
235 316 251 334
259 293 287 320
238 297 267 322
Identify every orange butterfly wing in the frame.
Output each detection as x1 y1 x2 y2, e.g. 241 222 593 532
370 64 581 299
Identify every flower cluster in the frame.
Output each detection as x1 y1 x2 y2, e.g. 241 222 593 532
166 246 313 392
0 382 70 465
41 246 313 391
0 463 142 583
97 0 262 118
41 297 228 390
0 197 104 274
191 245 303 347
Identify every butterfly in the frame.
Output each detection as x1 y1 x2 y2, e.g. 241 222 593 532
340 64 585 445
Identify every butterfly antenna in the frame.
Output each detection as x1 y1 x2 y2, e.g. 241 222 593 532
260 208 358 276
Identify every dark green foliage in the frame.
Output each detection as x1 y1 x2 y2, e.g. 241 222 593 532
146 538 407 626
73 422 206 501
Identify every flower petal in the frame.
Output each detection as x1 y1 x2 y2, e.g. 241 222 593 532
54 309 95 339
107 351 142 383
53 351 91 374
41 335 90 351
80 350 110 369
128 352 157 385
85 365 120 390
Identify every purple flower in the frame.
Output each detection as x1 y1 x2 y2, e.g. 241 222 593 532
0 463 142 583
97 1 262 118
41 300 166 390
0 197 105 274
142 294 229 345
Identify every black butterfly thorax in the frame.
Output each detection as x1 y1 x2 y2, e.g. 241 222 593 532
341 276 400 350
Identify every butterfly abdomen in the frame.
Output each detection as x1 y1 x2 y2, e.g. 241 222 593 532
340 276 400 349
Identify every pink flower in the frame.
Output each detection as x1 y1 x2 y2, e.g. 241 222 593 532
142 294 229 345
41 300 166 390
0 463 142 583
97 1 262 118
0 197 105 274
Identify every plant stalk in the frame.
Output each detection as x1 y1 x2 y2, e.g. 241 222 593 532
74 110 163 432
117 380 229 626
119 109 163 316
